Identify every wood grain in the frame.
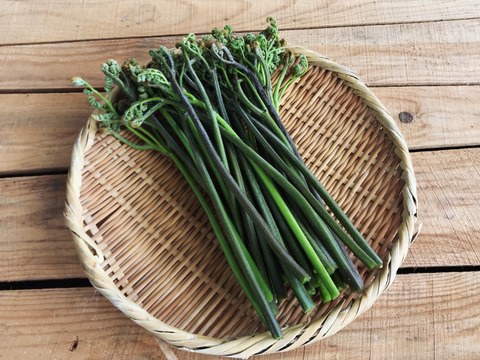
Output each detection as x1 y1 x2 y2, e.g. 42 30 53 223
1 0 479 45
1 1 478 359
0 93 92 175
372 85 480 150
403 148 480 268
1 147 479 281
0 287 161 359
287 19 480 86
2 271 479 359
0 175 84 281
0 37 176 92
1 19 480 91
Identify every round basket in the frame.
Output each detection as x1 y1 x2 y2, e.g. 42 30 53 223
64 46 418 358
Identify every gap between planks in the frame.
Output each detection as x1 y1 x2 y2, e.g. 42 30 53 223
3 265 480 292
3 82 480 95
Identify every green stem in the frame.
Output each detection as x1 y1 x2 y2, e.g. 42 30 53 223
249 117 382 268
169 152 269 326
249 160 339 300
213 123 366 289
184 124 281 338
161 51 309 282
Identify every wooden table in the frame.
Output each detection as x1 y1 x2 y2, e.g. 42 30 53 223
1 1 479 359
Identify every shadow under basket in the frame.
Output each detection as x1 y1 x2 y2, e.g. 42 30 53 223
64 47 418 359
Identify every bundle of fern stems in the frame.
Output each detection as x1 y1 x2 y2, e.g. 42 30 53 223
73 19 382 339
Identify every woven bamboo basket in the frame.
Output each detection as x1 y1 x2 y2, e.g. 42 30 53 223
64 46 418 359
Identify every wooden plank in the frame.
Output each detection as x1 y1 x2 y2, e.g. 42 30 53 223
0 37 175 92
1 148 479 281
308 271 480 360
2 272 479 359
1 19 480 91
1 86 478 174
0 175 85 281
0 93 91 175
0 287 161 359
372 85 480 150
403 147 480 268
1 0 479 45
288 19 480 86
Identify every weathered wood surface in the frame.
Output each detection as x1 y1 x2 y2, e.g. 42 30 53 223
1 20 480 91
2 148 479 281
373 86 480 150
0 175 84 281
2 272 479 359
2 0 479 359
2 0 479 45
407 148 480 268
0 93 91 175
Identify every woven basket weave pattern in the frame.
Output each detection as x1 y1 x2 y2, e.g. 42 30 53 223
65 47 417 358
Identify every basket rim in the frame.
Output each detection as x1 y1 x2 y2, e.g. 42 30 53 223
64 46 418 358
